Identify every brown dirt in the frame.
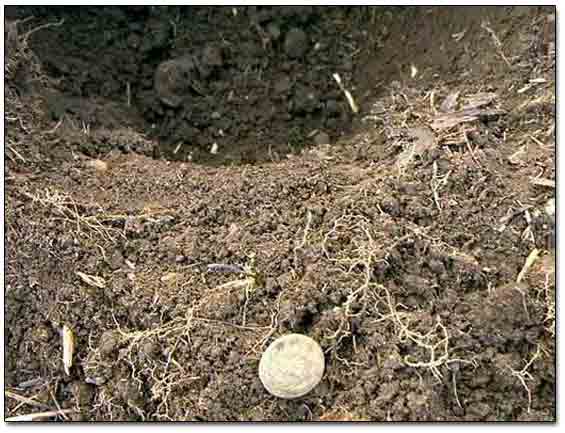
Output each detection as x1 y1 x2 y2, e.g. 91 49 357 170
4 6 555 422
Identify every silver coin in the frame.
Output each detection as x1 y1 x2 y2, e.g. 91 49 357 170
259 334 325 399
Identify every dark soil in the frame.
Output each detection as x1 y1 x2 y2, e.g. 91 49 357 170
4 6 556 421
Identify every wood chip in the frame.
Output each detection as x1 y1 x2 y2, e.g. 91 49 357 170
431 108 505 130
517 248 540 283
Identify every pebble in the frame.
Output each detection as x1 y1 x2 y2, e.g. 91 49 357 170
313 132 330 146
86 159 108 172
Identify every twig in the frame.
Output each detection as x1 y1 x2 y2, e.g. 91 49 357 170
293 209 313 267
49 389 69 421
528 134 546 147
481 20 512 67
333 73 359 114
45 117 64 134
207 264 245 274
7 145 26 162
6 408 77 422
430 161 452 213
16 377 43 390
21 18 65 45
451 368 463 410
508 345 543 414
463 129 482 167
5 391 52 411
516 248 540 283
497 205 533 232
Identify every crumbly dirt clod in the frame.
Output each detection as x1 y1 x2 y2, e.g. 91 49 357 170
4 6 555 422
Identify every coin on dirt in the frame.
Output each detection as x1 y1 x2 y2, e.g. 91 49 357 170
259 333 325 399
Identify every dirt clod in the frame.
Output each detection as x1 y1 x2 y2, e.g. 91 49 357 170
154 56 198 107
284 28 309 59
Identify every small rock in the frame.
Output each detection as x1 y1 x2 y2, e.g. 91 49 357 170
86 159 108 172
284 28 309 59
313 132 330 146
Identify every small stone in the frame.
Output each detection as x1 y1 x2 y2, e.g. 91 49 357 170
259 334 325 399
86 159 108 172
284 28 309 59
313 132 330 146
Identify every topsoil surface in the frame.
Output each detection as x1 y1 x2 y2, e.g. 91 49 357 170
4 6 556 421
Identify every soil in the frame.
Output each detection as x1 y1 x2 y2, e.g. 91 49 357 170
4 6 556 422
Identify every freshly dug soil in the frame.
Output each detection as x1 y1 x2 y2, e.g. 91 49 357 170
4 6 555 421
